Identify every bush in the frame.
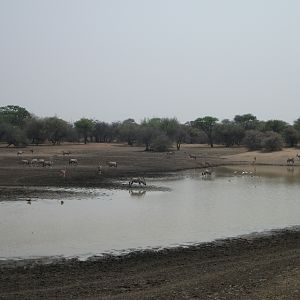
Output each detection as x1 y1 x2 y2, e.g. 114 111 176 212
151 134 172 152
243 130 264 150
261 131 283 151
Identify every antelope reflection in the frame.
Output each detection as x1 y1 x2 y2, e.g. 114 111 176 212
129 189 146 197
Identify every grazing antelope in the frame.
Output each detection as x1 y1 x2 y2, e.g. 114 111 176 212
21 159 29 165
17 151 23 156
297 154 300 160
188 153 197 160
107 161 117 168
129 177 146 186
202 169 212 176
36 159 45 167
30 158 38 166
287 158 294 165
63 150 71 156
69 158 78 165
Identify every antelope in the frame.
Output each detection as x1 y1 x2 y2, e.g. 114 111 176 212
129 177 146 186
30 158 38 166
188 153 197 160
107 161 117 168
166 151 175 157
202 169 212 176
37 159 45 167
21 159 29 165
17 151 23 156
69 158 78 165
63 150 71 156
287 158 294 165
296 154 300 160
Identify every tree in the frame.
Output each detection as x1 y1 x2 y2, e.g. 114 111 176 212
263 119 288 134
193 116 218 147
44 117 71 145
243 130 264 150
25 118 47 145
261 131 283 151
118 119 139 145
74 118 94 144
234 114 258 130
214 120 245 147
0 105 31 126
283 126 298 147
0 122 27 147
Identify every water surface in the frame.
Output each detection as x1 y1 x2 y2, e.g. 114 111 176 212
0 166 299 260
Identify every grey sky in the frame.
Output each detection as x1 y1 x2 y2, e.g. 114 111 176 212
0 0 299 124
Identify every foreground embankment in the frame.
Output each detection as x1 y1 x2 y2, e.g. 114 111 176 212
0 228 299 299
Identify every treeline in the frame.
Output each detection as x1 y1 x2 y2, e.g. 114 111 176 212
0 105 300 151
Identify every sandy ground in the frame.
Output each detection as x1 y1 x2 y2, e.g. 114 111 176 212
0 143 300 299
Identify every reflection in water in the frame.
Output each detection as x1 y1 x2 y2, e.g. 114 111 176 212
129 189 146 197
287 166 294 173
0 165 300 260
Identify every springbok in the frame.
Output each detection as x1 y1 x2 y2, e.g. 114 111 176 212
287 158 294 165
107 161 117 168
69 158 78 165
63 150 71 156
129 177 146 186
17 151 23 156
188 153 197 160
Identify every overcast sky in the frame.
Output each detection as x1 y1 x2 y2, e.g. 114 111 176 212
0 0 299 124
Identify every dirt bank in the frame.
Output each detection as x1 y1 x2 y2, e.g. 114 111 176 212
0 228 299 300
1 143 299 187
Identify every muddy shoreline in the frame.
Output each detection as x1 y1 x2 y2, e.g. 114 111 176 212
0 228 299 299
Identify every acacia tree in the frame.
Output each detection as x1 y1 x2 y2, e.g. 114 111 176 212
234 114 258 130
0 105 31 126
118 119 139 145
74 118 94 144
44 117 71 145
193 116 218 147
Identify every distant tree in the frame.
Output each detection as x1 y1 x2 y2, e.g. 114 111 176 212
0 105 31 126
263 119 288 134
283 126 298 147
193 116 218 147
25 118 47 145
118 119 139 145
0 122 27 147
74 118 94 144
214 120 245 147
234 114 258 130
294 118 300 132
243 130 264 150
44 117 71 145
137 124 160 151
261 131 283 151
151 134 172 152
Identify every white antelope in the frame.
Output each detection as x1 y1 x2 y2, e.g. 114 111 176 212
129 177 146 186
296 154 300 160
63 150 71 156
107 161 117 168
17 151 23 156
287 158 294 165
21 159 29 165
69 158 78 165
30 158 38 166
